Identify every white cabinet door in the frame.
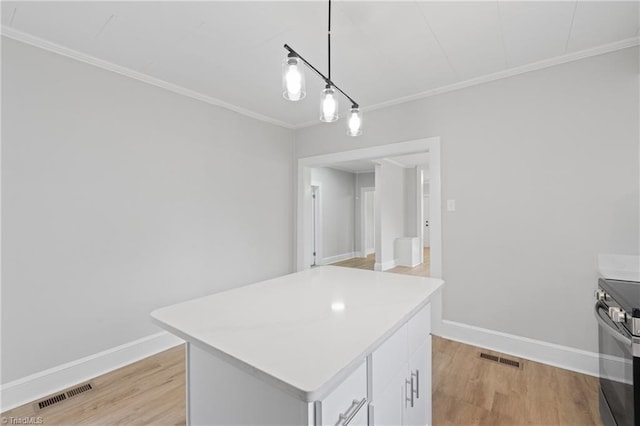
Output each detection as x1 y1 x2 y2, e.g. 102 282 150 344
371 365 406 426
370 303 432 426
406 338 431 426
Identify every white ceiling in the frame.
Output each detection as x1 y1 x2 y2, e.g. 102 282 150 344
2 1 639 128
330 152 430 173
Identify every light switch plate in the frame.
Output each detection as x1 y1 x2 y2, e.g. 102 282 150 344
447 200 456 211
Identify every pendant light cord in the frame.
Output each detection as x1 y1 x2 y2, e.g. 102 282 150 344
327 0 331 83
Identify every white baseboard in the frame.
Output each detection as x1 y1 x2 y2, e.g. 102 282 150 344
396 259 421 268
437 320 624 379
374 259 397 271
322 252 355 265
354 250 373 258
1 331 183 412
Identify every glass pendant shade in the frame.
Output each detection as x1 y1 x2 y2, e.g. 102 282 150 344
320 86 339 122
347 107 362 136
282 56 305 101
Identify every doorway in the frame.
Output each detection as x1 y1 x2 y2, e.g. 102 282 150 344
296 138 442 279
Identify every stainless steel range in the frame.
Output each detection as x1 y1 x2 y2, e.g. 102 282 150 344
595 278 639 426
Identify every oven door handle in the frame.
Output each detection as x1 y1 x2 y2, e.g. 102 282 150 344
594 302 632 348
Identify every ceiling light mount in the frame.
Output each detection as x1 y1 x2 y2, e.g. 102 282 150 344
282 0 362 136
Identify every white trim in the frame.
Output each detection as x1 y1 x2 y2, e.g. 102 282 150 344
374 259 397 272
298 139 436 169
427 141 442 279
321 252 355 266
295 36 640 128
0 27 295 130
417 168 425 262
0 331 183 412
381 158 408 169
310 182 323 267
437 320 626 379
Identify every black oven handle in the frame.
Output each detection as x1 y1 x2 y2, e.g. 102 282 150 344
594 302 632 348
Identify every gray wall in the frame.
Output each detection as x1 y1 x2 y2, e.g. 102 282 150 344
1 38 295 383
296 47 640 353
309 167 356 261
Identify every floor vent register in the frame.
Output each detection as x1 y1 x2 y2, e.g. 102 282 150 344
36 383 94 410
479 352 521 368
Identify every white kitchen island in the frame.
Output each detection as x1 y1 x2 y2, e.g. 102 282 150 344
151 266 444 426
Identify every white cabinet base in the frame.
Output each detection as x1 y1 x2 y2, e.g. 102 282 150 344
188 343 312 425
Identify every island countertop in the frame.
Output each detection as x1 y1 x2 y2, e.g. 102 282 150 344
151 266 444 402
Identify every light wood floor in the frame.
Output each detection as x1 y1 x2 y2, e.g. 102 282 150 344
3 336 601 425
2 346 186 425
331 247 431 277
3 253 601 425
432 337 601 425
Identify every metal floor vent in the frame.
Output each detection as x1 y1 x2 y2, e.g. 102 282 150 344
66 383 93 398
37 393 66 409
499 357 521 368
479 352 521 368
479 352 499 362
36 382 94 410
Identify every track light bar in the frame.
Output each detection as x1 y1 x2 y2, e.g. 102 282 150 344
283 44 359 109
282 0 362 135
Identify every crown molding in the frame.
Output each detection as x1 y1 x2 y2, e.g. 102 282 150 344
3 25 637 132
295 36 640 130
1 26 297 130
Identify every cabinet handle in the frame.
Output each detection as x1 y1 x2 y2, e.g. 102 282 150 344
405 378 414 408
337 397 367 426
412 369 419 400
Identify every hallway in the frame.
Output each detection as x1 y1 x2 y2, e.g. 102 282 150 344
331 247 431 277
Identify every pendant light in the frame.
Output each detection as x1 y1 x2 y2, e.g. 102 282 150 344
320 85 338 122
347 106 362 136
282 53 305 101
281 0 362 136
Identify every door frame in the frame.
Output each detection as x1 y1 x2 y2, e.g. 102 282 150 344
423 195 430 248
310 183 322 266
296 137 442 279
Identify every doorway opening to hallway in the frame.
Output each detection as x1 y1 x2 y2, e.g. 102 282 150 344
297 138 442 279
